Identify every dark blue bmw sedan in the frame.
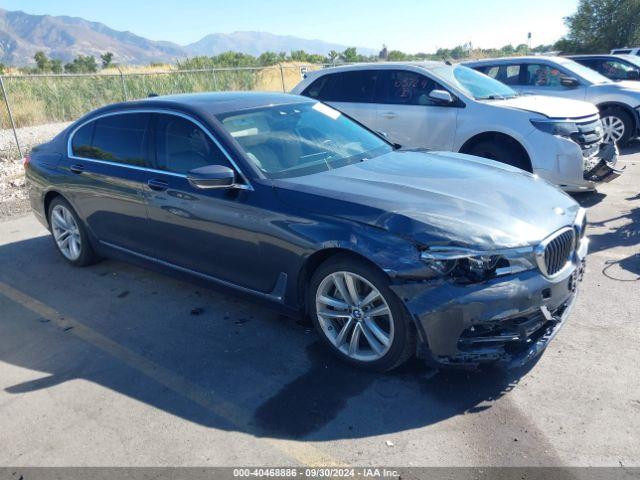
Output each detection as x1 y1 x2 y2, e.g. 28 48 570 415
26 92 587 371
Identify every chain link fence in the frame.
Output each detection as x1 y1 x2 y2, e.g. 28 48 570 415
0 63 326 159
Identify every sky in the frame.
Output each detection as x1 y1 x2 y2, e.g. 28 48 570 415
0 0 579 53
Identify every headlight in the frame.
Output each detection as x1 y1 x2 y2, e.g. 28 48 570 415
420 245 536 283
530 119 578 138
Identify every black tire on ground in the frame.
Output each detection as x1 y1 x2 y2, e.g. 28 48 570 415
465 139 531 172
47 196 99 267
600 107 634 147
308 254 416 372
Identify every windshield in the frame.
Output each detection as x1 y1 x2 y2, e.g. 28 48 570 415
618 54 640 68
216 102 393 179
433 65 518 100
558 59 612 84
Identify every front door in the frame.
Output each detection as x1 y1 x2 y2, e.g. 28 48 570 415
515 63 588 101
374 69 458 150
142 113 270 292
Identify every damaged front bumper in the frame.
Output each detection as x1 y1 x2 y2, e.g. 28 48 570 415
390 239 588 369
583 142 624 183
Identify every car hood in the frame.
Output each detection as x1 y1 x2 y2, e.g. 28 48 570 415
274 150 580 249
490 94 598 119
589 80 640 96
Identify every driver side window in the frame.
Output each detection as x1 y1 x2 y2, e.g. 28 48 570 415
154 114 232 174
524 64 565 88
385 70 441 106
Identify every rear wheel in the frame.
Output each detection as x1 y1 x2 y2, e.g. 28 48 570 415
309 255 415 371
600 107 633 146
465 139 531 172
48 197 98 267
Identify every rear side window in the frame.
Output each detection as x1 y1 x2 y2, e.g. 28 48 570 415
154 114 232 174
612 49 632 54
72 113 151 167
303 70 380 103
385 70 441 105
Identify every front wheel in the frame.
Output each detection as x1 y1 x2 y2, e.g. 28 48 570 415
465 140 531 172
600 108 634 146
309 255 416 371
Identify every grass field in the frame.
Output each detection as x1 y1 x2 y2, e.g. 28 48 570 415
0 62 321 130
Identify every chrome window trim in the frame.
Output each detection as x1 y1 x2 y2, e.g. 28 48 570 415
66 108 254 191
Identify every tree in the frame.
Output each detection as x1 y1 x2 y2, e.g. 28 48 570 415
340 47 359 63
387 50 409 61
258 51 279 66
327 50 339 64
34 51 50 72
101 52 114 69
50 59 63 74
559 0 640 53
64 55 98 73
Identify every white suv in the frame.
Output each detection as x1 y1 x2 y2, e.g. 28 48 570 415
611 48 640 56
292 62 620 191
465 56 640 145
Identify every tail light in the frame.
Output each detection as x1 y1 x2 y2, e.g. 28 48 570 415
22 154 30 169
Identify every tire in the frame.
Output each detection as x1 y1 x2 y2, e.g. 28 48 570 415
465 139 531 172
47 197 99 267
600 107 634 146
308 254 416 371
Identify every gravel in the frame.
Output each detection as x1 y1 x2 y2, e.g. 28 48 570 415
0 122 70 220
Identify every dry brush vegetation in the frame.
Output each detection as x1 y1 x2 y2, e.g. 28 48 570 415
0 62 322 130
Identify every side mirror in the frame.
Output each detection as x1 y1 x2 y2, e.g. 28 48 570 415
560 76 580 88
428 89 454 104
187 164 236 189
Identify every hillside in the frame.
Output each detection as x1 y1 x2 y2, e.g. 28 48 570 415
0 8 374 65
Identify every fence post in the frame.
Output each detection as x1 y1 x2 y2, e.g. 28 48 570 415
117 67 128 101
0 75 23 159
279 64 286 92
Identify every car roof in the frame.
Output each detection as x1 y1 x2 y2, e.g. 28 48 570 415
87 91 313 119
464 56 568 65
568 54 624 59
307 61 448 74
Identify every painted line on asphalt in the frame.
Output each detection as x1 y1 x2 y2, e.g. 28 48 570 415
0 280 346 467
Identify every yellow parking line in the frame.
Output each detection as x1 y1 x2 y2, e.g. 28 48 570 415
0 280 345 467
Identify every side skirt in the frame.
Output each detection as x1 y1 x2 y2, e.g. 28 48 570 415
99 240 288 304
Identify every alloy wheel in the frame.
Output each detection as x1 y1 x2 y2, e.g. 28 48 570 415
315 271 394 362
51 204 82 261
601 115 625 143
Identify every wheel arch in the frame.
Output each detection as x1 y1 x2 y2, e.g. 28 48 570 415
458 131 533 172
596 102 638 128
43 190 65 226
296 247 388 314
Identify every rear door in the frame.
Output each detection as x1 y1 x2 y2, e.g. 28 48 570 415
65 112 152 252
302 70 381 130
375 69 458 150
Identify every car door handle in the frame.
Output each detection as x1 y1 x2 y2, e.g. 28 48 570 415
69 164 84 174
147 179 169 191
381 111 398 119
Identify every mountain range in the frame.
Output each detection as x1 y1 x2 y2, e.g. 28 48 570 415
0 8 375 66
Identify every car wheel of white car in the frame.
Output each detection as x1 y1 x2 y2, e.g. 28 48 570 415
601 108 633 146
309 255 416 371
